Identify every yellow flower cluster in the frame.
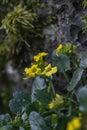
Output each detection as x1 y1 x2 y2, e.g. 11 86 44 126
56 43 77 56
37 100 42 106
34 52 48 62
67 117 81 130
49 93 64 109
49 101 55 109
24 52 57 78
56 44 63 56
24 64 41 78
42 64 57 77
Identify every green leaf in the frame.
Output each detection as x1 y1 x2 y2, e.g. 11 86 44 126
31 76 47 102
32 89 52 106
32 76 47 90
0 114 12 125
80 57 87 69
67 68 84 91
44 114 58 130
77 87 87 112
21 112 28 121
29 111 49 130
56 116 69 130
19 126 25 130
83 0 87 8
52 50 71 72
51 114 58 129
9 91 31 115
1 125 18 130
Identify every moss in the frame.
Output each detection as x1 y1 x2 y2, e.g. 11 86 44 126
82 0 87 8
0 1 55 68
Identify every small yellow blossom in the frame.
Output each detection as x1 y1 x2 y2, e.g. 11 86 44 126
55 93 64 106
49 93 64 109
56 93 60 98
42 64 57 77
24 64 41 78
14 116 17 121
38 101 42 106
14 116 21 122
34 52 48 62
46 67 57 76
49 101 55 109
67 122 73 130
56 44 63 56
68 49 72 53
51 67 57 74
72 117 81 129
24 68 30 75
40 52 48 57
67 117 81 130
45 64 51 71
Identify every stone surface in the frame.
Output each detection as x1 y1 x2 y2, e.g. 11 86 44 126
10 0 87 94
43 0 87 54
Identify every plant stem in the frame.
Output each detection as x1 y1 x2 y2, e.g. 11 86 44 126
48 77 55 96
63 70 70 83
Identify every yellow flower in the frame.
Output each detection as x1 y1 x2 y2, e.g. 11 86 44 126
14 116 21 122
55 93 60 98
45 67 57 76
67 117 81 130
40 52 48 57
42 64 57 77
49 101 55 109
68 49 72 53
24 64 41 78
72 118 81 129
67 122 74 130
56 44 63 56
51 67 57 73
24 68 30 75
38 101 42 106
34 52 48 62
45 64 51 71
49 93 64 109
55 93 64 106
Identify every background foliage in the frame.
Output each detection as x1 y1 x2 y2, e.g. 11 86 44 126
0 0 55 113
0 0 87 124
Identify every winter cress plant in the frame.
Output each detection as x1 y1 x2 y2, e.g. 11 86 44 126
0 43 87 130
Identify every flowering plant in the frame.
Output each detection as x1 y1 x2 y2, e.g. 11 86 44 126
0 43 87 130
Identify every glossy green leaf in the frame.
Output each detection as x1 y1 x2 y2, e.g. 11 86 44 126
67 68 84 91
52 50 71 72
44 114 58 130
80 57 87 69
31 89 52 106
77 87 87 112
21 112 28 121
0 114 12 125
32 76 47 90
56 116 69 130
29 111 49 130
1 125 18 130
19 126 25 130
9 91 31 114
31 76 47 102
